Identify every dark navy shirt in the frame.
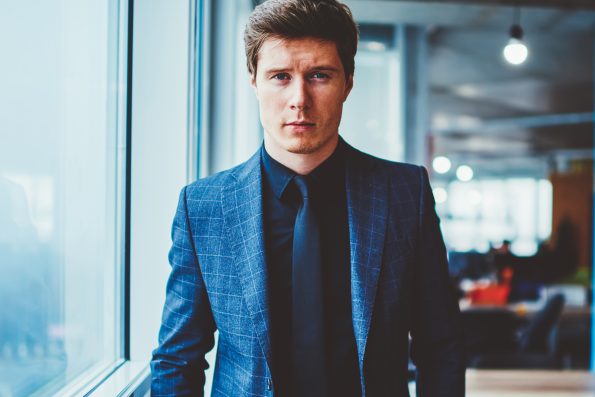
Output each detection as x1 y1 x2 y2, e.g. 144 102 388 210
261 142 361 397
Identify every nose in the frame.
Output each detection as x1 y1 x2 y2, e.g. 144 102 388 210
288 78 311 110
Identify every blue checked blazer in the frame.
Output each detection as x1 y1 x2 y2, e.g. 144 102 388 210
151 140 465 396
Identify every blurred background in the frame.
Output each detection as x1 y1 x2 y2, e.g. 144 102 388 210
345 0 595 377
0 0 594 395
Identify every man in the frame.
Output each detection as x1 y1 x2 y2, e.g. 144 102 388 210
151 0 465 396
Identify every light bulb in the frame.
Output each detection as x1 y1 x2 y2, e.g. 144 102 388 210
432 156 451 174
456 165 473 182
503 38 528 65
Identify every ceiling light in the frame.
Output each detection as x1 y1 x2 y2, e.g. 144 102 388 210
503 36 528 65
364 41 386 52
456 165 474 182
453 84 480 99
503 8 528 65
432 156 451 174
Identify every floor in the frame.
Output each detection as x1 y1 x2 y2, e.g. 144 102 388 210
464 370 595 397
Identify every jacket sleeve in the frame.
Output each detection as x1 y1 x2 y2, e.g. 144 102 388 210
151 186 217 396
410 166 466 397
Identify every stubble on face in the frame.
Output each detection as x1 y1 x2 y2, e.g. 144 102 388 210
280 124 341 155
251 37 353 172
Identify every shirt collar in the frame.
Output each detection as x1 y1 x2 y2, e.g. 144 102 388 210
261 145 295 200
260 140 345 200
308 140 344 188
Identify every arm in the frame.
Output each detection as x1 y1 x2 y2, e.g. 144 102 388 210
410 167 465 397
151 186 217 396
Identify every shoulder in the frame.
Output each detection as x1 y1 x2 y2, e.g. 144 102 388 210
184 151 260 199
185 167 234 198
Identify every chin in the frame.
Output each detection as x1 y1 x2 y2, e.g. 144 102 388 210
286 142 320 155
283 139 323 155
265 128 338 157
283 134 336 155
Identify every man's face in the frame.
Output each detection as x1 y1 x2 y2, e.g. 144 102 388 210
251 36 353 157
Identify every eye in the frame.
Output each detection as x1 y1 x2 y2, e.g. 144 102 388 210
311 72 330 80
271 73 290 81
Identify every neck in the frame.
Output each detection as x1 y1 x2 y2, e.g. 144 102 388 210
264 135 339 175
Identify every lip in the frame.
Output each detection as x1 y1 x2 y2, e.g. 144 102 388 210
285 121 315 126
285 122 316 132
285 121 316 130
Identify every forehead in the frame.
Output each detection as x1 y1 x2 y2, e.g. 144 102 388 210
256 36 342 71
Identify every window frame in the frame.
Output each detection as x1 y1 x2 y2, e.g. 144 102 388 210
76 0 203 393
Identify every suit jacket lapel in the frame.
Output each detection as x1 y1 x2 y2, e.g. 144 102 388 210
221 151 273 369
219 143 388 383
345 144 388 372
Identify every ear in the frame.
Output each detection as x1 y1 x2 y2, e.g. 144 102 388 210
343 74 354 102
250 74 259 98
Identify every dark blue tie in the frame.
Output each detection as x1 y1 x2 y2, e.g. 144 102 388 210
292 175 327 397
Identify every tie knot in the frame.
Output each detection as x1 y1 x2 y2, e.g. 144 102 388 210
293 175 311 199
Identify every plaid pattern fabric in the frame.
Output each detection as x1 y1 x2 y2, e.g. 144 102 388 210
151 140 465 397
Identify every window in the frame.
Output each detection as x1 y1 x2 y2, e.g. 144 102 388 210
206 0 261 175
0 0 128 395
436 178 553 255
342 24 404 162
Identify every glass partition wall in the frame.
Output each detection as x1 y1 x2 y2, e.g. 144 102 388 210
345 0 594 374
0 0 128 395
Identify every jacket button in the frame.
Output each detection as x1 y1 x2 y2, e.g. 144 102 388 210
266 378 273 391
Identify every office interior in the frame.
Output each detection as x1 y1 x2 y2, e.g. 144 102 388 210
1 0 594 395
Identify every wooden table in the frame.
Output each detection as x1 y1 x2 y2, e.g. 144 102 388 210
466 370 595 396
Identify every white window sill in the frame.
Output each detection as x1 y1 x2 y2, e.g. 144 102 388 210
46 360 150 397
86 361 150 397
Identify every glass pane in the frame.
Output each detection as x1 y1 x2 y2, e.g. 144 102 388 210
0 0 124 395
342 25 403 161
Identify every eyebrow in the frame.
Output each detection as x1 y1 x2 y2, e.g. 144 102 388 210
309 65 340 72
263 65 341 74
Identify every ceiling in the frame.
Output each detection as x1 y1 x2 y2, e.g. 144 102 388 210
344 0 595 177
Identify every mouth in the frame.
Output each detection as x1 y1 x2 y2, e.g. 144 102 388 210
285 121 316 127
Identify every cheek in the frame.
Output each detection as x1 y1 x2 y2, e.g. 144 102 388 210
258 94 284 128
320 94 345 119
259 91 284 111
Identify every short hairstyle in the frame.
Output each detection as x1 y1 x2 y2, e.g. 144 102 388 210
244 0 359 78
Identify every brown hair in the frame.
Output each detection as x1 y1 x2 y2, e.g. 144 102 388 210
244 0 359 79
